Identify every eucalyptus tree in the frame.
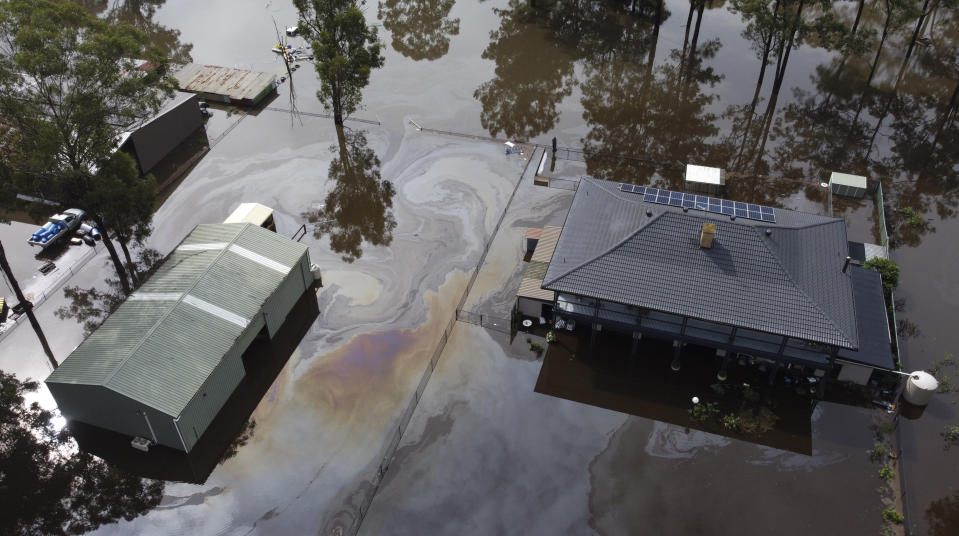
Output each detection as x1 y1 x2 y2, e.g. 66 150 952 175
294 0 385 126
0 0 178 293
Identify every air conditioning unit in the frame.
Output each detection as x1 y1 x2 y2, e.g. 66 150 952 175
130 436 151 452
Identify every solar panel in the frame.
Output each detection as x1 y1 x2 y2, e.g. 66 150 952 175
617 183 777 223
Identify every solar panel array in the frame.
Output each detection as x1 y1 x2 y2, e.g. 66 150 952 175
619 183 776 223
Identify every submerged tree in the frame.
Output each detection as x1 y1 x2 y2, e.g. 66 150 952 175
0 0 177 293
295 0 385 125
0 371 164 535
305 128 396 262
377 0 460 61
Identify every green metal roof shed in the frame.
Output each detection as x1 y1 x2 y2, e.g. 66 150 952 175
46 223 313 452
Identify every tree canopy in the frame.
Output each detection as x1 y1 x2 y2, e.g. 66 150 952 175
0 0 179 292
0 371 163 535
294 0 385 125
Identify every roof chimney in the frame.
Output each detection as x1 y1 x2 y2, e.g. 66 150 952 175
700 222 716 249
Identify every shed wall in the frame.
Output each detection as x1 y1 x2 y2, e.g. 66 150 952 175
47 383 182 450
177 330 251 452
129 94 203 173
263 251 311 337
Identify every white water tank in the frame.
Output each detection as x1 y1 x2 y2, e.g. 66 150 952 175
903 371 938 406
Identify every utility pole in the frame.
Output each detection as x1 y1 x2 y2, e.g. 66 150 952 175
0 241 57 370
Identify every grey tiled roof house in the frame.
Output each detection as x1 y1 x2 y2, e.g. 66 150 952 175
539 177 894 375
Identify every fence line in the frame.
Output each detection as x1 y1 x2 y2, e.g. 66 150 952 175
0 244 100 344
347 147 538 536
455 309 512 334
263 107 381 125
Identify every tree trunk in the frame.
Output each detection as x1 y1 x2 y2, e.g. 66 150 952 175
851 0 866 36
932 80 959 146
748 0 805 169
866 5 893 89
734 19 776 168
683 2 706 98
118 238 139 288
0 241 56 369
678 1 696 90
94 216 131 294
863 1 931 161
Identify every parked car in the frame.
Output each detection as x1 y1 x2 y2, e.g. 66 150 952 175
27 208 86 249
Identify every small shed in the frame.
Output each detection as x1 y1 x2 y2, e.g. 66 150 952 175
829 172 867 199
173 63 277 106
46 223 313 452
685 164 725 195
120 93 203 174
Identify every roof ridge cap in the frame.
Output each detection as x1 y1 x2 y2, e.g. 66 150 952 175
544 210 663 288
755 225 857 348
101 223 249 403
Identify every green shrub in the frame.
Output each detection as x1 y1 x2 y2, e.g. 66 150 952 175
722 413 741 431
864 257 901 295
879 465 895 481
898 207 925 228
882 508 904 524
944 424 959 447
688 403 719 422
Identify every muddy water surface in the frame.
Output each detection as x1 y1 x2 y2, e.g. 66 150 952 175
87 0 959 534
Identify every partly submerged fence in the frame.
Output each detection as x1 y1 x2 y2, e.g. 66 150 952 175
455 309 512 334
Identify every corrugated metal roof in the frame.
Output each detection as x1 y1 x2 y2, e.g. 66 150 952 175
173 63 276 103
47 223 308 416
518 277 555 301
543 178 860 349
531 226 561 264
524 260 549 280
838 266 894 369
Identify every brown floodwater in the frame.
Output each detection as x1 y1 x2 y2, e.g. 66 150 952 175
123 0 959 533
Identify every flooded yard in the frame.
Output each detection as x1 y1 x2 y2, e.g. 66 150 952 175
11 0 954 534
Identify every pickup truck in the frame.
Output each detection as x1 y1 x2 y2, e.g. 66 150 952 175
27 208 86 249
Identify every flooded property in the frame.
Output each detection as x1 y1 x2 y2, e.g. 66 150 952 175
2 0 958 535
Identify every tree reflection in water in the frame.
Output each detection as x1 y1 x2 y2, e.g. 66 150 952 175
0 371 163 535
78 1 192 65
926 491 959 536
474 0 575 140
306 127 397 263
378 0 460 61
